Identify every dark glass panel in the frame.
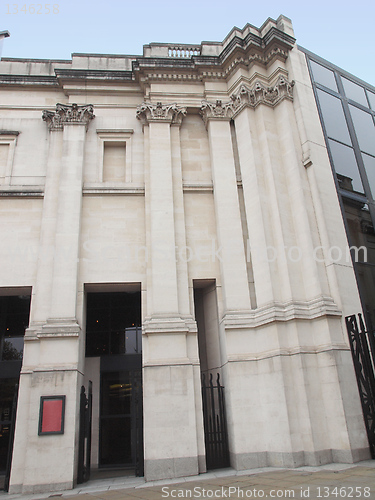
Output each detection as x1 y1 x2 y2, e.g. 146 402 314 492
362 153 375 199
0 296 30 362
317 89 351 145
342 77 368 107
101 371 131 416
367 91 375 111
356 263 375 332
1 296 30 337
2 337 23 361
85 292 141 357
343 199 375 265
125 327 138 354
328 139 363 193
0 378 18 472
310 60 338 91
100 417 132 465
349 105 375 156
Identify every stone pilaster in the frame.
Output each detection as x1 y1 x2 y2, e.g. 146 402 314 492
9 104 94 494
200 100 251 314
136 102 204 480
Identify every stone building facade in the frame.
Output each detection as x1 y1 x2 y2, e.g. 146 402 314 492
0 15 371 494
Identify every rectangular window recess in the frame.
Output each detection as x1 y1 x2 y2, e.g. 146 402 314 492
96 130 134 184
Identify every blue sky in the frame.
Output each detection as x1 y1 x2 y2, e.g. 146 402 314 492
1 0 374 86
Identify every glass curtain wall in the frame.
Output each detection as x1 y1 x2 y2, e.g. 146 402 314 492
303 49 375 329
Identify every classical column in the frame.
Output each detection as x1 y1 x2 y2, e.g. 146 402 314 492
200 101 251 314
136 102 204 480
9 104 94 494
231 79 296 307
137 102 184 318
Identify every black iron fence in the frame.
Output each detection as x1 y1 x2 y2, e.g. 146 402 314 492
3 384 18 492
133 371 144 477
201 372 230 470
77 381 92 484
345 313 375 457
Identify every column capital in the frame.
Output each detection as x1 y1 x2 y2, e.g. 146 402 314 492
42 103 95 131
232 76 294 113
200 76 294 126
199 99 235 128
136 101 186 126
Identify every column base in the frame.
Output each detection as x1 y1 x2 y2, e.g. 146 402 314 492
144 456 200 481
230 447 371 470
9 480 74 495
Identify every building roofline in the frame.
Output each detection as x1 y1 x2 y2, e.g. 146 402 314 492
1 56 71 63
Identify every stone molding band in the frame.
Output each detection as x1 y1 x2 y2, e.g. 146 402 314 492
42 103 95 131
135 77 294 128
42 78 293 130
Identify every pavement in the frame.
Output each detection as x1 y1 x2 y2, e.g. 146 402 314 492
1 460 375 500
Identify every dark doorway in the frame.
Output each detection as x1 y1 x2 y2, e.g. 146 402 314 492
85 291 143 475
0 294 30 489
100 367 142 470
193 280 230 470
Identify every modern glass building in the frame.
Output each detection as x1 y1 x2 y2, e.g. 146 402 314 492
303 48 375 329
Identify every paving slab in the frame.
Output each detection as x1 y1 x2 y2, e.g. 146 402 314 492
1 460 375 500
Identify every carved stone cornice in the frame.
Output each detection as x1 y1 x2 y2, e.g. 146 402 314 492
42 103 95 131
200 76 294 126
136 101 187 126
133 25 295 90
232 76 294 111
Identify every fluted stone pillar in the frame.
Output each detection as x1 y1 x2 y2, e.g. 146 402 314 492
200 101 251 315
136 102 204 480
9 104 94 494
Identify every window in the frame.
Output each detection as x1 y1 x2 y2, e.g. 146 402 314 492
349 105 375 156
0 295 30 361
310 60 338 91
328 139 363 193
85 291 141 357
316 89 351 145
342 77 368 107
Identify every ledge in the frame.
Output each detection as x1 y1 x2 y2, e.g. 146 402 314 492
222 295 341 330
0 130 19 136
83 183 145 196
227 342 350 364
0 185 44 198
183 182 213 193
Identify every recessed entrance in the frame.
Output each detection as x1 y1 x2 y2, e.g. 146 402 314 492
0 293 31 490
100 368 142 467
85 289 143 475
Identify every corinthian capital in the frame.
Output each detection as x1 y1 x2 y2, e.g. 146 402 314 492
42 103 95 131
199 99 236 128
136 102 187 125
231 76 295 111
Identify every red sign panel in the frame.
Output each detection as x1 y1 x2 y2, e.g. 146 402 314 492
39 396 65 435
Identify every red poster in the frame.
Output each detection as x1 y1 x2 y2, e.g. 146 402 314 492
41 399 63 433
